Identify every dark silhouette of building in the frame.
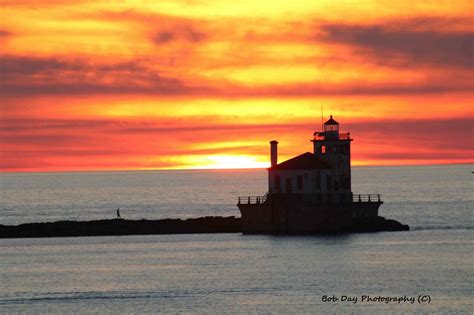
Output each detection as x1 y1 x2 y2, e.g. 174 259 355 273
237 116 382 234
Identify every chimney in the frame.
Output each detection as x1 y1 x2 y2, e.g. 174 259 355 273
270 140 278 167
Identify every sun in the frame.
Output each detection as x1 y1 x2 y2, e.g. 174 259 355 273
196 155 269 169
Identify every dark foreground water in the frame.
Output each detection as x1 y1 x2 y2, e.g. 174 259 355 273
0 231 472 314
0 165 473 313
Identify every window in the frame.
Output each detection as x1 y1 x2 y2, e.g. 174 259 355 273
326 175 332 191
285 178 292 193
275 175 281 190
321 145 326 154
297 175 303 190
324 124 339 132
315 175 321 190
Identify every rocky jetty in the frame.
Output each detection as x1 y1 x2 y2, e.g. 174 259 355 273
0 216 242 239
0 216 408 239
350 216 410 233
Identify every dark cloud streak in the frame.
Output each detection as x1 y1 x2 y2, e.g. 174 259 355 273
0 30 11 37
1 41 473 98
320 19 474 68
152 26 206 44
0 55 192 96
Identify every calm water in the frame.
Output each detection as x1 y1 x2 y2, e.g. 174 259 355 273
0 165 473 313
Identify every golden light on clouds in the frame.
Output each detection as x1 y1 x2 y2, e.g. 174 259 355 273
0 0 473 171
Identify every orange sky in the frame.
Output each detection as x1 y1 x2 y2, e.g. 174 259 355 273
1 0 473 171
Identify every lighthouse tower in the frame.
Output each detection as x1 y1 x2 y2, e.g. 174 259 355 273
312 116 352 198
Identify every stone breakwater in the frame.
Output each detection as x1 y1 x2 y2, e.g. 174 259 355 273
0 216 242 239
0 215 408 239
349 216 410 233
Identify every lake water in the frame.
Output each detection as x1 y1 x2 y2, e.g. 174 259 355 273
0 165 473 313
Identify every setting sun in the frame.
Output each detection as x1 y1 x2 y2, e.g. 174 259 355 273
200 155 269 169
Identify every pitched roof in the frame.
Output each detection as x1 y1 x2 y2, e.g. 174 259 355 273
324 115 339 125
269 152 331 170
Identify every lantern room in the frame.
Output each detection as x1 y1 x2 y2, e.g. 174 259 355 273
323 115 339 139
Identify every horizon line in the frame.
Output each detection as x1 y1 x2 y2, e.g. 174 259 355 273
1 161 472 174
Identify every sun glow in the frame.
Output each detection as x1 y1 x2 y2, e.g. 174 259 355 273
190 155 269 169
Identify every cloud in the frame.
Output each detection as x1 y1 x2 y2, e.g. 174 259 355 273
88 10 208 44
2 116 473 171
1 39 473 99
2 117 473 150
0 117 273 170
0 55 193 96
1 55 79 75
0 30 11 37
0 0 88 6
152 26 206 44
319 18 474 68
247 80 473 97
346 117 474 138
345 118 474 163
361 151 471 161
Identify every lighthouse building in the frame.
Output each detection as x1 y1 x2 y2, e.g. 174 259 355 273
238 116 382 234
268 116 352 204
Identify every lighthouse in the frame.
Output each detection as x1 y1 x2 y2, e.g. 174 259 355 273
238 115 384 234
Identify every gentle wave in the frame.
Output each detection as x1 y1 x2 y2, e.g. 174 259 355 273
0 286 284 305
412 225 473 231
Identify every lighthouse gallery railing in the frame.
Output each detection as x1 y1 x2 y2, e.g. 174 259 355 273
238 193 381 205
237 192 270 205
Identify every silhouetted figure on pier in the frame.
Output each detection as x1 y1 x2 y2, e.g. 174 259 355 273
117 208 121 219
